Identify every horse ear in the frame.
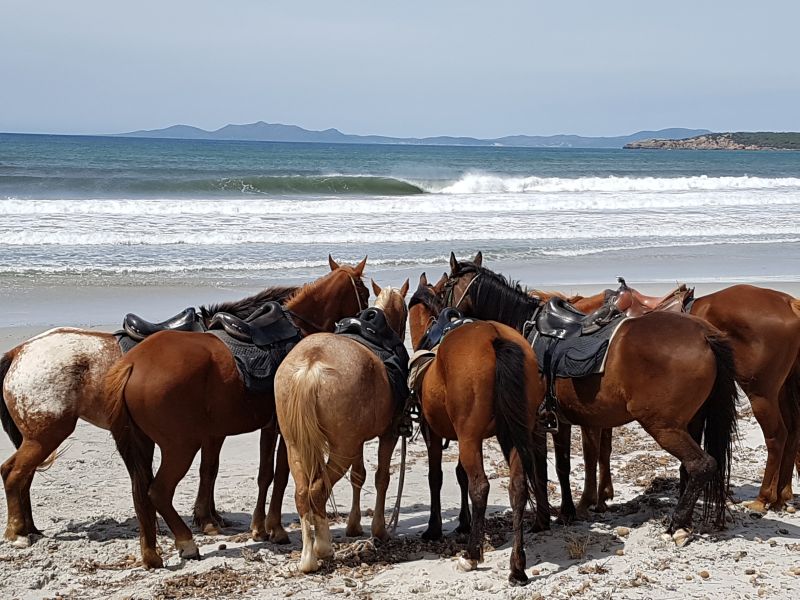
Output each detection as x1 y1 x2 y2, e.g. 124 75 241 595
449 251 458 273
400 278 410 298
473 251 483 267
371 279 382 296
328 254 340 271
434 272 448 292
354 255 368 276
419 272 428 287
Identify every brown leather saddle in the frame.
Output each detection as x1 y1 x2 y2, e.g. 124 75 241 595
606 277 693 317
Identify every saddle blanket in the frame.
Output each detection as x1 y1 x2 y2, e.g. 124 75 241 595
529 315 628 379
209 329 298 394
114 331 140 354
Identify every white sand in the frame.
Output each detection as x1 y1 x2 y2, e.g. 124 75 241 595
1 282 800 599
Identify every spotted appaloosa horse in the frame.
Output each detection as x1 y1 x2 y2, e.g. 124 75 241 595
0 285 295 548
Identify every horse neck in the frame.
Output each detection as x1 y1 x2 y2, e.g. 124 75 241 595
286 272 355 334
408 304 432 350
470 277 538 330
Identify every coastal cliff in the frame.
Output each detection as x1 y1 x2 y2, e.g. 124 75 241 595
625 132 800 150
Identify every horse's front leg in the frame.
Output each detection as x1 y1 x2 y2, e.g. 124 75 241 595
421 429 444 540
193 435 227 534
576 426 601 519
553 424 576 524
251 425 279 541
265 436 290 543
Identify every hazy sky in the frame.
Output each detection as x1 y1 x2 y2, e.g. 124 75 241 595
1 0 798 137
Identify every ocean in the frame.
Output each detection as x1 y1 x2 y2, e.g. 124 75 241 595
2 132 799 288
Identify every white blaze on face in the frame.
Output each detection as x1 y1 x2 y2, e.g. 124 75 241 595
4 328 108 420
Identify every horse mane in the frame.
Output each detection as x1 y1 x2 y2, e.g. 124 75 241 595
200 285 299 321
409 284 443 316
455 261 539 330
528 288 569 301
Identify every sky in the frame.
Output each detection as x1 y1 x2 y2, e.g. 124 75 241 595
1 0 799 138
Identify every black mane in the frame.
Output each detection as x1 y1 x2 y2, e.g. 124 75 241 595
200 285 299 322
453 261 539 331
409 284 443 317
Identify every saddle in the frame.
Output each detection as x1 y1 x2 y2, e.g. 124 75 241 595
122 307 204 342
608 277 693 317
208 301 300 349
417 307 475 351
533 298 618 339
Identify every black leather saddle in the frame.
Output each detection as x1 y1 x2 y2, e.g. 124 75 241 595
208 301 300 348
418 307 475 351
335 307 404 355
533 297 619 340
123 307 204 342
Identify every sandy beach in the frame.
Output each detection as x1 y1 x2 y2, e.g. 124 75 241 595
1 276 799 599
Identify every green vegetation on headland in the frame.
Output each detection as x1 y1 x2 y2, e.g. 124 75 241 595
624 132 800 150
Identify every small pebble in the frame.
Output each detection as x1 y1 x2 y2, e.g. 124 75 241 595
786 506 796 514
530 568 541 576
615 526 630 537
685 575 693 581
698 570 710 579
745 568 756 575
616 549 625 556
218 543 227 551
778 528 789 535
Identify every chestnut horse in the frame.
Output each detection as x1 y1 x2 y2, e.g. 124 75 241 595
408 273 550 586
0 285 295 548
444 254 738 537
106 258 369 568
576 284 800 513
275 279 409 573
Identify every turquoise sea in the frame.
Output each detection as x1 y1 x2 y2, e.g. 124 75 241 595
1 133 799 286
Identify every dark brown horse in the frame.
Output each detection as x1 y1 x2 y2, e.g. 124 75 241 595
578 284 800 513
443 253 739 539
0 285 296 548
105 258 369 568
408 273 550 585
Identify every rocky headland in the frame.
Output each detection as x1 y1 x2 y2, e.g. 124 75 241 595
625 132 800 150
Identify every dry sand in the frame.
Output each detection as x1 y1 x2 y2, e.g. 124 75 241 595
2 282 800 599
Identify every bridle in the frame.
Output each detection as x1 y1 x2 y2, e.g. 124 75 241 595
444 271 481 310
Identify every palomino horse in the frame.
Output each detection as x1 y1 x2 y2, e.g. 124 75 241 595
106 258 369 568
0 285 295 547
275 279 409 573
443 253 738 536
574 284 800 513
408 273 550 586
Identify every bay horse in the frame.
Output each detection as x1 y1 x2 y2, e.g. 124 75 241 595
105 258 369 569
443 253 738 537
0 285 296 548
574 284 800 513
275 279 409 573
408 273 550 586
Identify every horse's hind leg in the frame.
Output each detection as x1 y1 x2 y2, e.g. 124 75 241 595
149 443 202 560
265 436 290 543
347 448 366 537
646 427 716 533
421 431 444 540
777 381 799 505
746 391 786 512
597 427 615 511
576 426 601 519
507 448 529 586
287 445 317 573
310 451 352 561
1 419 75 546
371 433 398 542
455 460 471 535
193 435 227 534
251 425 278 541
457 438 488 572
553 424 576 524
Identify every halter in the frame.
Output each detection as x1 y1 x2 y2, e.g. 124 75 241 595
445 272 481 309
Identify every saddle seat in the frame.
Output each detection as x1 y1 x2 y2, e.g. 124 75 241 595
123 307 204 342
335 307 403 354
610 277 693 317
417 307 475 351
208 301 300 347
534 297 618 340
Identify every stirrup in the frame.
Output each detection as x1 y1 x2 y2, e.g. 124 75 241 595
538 409 559 433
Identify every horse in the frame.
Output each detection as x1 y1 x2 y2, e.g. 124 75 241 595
105 257 369 569
0 284 296 548
575 284 800 513
274 279 409 573
443 253 739 538
408 272 550 586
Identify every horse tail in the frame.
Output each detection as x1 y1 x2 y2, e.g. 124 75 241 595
700 333 739 527
107 362 154 517
280 360 333 497
491 337 538 499
0 351 23 448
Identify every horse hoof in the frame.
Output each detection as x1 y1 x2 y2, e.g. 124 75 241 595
508 572 529 586
251 528 268 542
201 523 223 536
269 528 290 545
743 500 768 513
142 550 164 570
421 528 443 541
177 540 201 560
9 535 31 549
299 556 319 573
457 556 478 572
672 528 691 547
346 524 364 538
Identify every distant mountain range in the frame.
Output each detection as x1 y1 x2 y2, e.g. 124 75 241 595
118 122 710 149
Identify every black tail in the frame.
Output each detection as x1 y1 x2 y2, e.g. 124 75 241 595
701 334 739 526
784 367 800 479
492 337 549 526
0 352 23 448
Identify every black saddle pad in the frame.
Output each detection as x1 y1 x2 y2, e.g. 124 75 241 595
209 329 299 394
335 307 410 404
530 314 627 379
114 331 139 354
